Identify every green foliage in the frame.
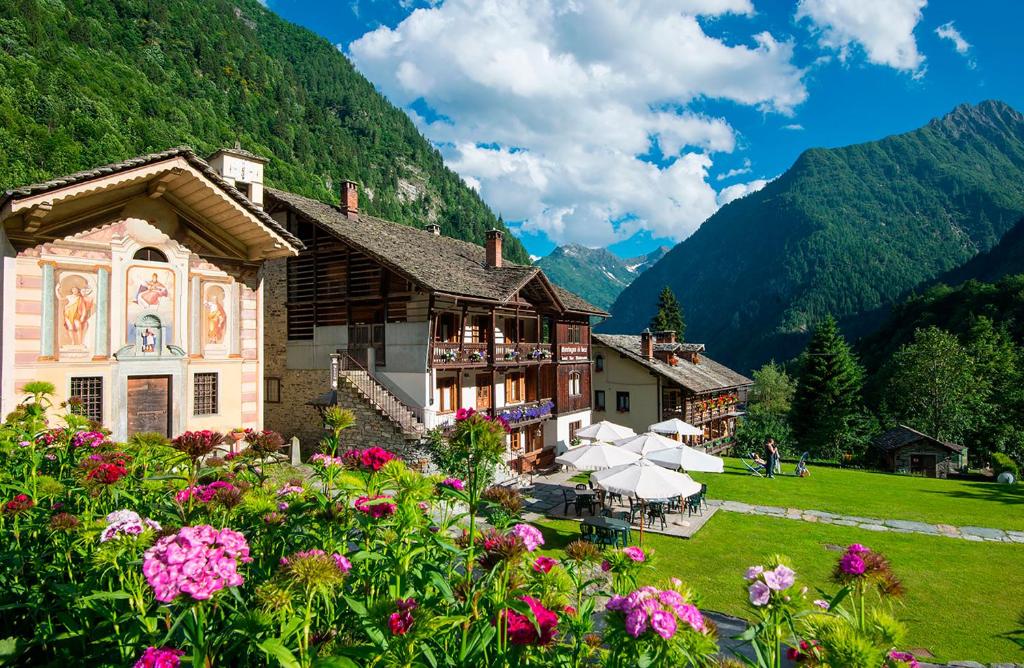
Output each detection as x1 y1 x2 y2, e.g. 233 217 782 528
791 316 871 460
881 327 986 445
0 0 528 263
649 285 685 339
536 245 667 311
605 101 1024 372
748 361 796 417
992 452 1019 479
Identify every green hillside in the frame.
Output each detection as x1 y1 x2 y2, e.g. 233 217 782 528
0 0 528 262
602 100 1024 371
932 215 1024 286
535 244 667 311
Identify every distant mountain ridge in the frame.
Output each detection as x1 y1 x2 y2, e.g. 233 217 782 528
602 100 1024 372
536 244 668 311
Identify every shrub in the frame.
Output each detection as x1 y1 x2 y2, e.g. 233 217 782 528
992 452 1019 480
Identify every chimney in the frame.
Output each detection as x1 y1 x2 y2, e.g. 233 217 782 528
640 329 653 359
653 330 676 344
340 180 358 216
486 229 503 268
426 223 441 236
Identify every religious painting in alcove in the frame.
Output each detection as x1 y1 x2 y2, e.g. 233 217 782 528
202 283 229 351
126 266 174 349
57 272 96 357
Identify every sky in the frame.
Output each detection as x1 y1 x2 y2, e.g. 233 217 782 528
265 0 1024 259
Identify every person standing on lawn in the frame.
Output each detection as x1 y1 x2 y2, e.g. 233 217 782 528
764 438 779 479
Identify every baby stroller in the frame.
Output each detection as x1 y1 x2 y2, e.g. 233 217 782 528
795 451 810 477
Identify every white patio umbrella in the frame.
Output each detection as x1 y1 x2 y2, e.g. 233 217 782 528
646 445 725 473
574 420 635 442
555 442 641 471
591 459 702 543
649 417 703 438
613 431 679 456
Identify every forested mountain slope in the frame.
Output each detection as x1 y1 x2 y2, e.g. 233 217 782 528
0 0 528 262
602 101 1024 372
536 245 667 311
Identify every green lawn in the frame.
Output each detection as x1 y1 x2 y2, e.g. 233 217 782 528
685 458 1024 531
537 513 1024 663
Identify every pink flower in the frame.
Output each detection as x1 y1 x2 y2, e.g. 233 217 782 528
510 523 544 552
601 559 611 572
333 553 352 573
134 646 184 668
533 556 557 573
354 495 397 519
675 603 705 632
310 453 344 467
813 599 830 610
649 609 677 639
175 481 237 504
276 484 304 497
503 595 558 645
622 546 646 562
142 525 251 602
744 565 764 581
888 651 920 668
839 552 866 576
748 580 771 607
763 564 795 591
389 598 418 635
439 477 465 491
624 608 649 638
100 509 161 542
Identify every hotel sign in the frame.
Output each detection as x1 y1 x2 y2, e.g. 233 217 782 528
559 344 589 362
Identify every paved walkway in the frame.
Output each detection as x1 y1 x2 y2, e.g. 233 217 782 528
709 499 1024 544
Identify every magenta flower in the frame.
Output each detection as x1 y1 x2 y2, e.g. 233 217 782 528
744 565 764 581
839 551 866 576
439 477 466 491
389 598 418 635
503 595 558 645
510 523 544 552
813 599 830 610
675 603 706 632
888 651 920 668
142 525 251 602
100 509 161 543
354 495 397 519
175 481 236 504
624 608 649 637
533 556 557 573
649 609 677 639
622 546 646 562
134 646 184 668
601 559 612 572
748 580 771 606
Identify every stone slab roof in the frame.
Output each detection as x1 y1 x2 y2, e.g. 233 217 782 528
594 333 752 394
267 187 607 315
1 146 303 251
873 425 965 453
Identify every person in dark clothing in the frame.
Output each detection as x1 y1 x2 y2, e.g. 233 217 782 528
764 438 779 479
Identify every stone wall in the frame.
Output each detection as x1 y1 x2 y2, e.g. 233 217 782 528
892 441 958 478
334 378 430 466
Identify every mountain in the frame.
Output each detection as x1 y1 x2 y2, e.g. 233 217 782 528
602 100 1024 372
0 0 528 263
536 245 668 310
932 215 1024 286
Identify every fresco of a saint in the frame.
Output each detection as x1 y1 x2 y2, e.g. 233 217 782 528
203 285 228 345
57 274 95 349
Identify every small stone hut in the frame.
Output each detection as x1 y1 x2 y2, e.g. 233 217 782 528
873 425 966 478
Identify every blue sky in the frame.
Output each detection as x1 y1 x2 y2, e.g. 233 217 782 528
266 0 1024 259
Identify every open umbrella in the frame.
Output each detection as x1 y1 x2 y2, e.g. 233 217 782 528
574 420 635 442
649 418 703 438
646 445 725 473
555 442 641 471
591 459 701 543
612 431 678 456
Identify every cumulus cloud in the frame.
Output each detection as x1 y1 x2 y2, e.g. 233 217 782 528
717 159 752 181
935 20 975 67
348 0 807 245
716 178 770 206
796 0 927 77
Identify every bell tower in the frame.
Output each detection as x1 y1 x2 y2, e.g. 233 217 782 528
207 143 268 208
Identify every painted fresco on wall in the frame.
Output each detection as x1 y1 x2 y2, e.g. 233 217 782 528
203 283 229 348
126 265 174 350
57 272 96 354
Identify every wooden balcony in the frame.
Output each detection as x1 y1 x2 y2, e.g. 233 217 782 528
431 341 489 368
494 397 555 426
495 342 553 366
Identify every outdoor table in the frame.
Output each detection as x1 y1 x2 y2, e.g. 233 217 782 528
582 516 631 546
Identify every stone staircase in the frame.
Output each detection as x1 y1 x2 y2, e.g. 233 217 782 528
337 366 426 440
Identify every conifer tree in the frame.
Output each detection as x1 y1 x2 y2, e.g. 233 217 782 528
650 286 686 339
791 315 868 459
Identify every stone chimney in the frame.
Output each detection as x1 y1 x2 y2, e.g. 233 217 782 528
486 229 503 268
340 180 358 217
653 330 676 344
426 223 441 236
640 329 653 359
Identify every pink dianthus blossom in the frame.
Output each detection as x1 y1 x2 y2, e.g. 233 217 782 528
748 580 771 607
622 546 646 562
142 525 251 602
439 477 465 491
134 646 184 668
510 523 544 552
100 509 161 542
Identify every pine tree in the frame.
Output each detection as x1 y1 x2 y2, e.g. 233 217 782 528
791 315 868 460
650 286 686 339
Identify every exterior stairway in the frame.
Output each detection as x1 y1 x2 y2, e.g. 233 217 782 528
336 362 426 440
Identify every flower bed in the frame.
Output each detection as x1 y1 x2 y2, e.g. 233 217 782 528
0 385 926 666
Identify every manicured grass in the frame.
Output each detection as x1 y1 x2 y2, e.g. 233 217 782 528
536 513 1024 663
686 458 1024 531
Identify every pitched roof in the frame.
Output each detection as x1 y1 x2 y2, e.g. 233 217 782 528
1 146 302 251
873 425 965 453
266 187 607 315
593 333 752 394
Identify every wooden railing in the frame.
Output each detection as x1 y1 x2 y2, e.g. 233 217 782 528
431 341 553 367
493 397 555 426
495 342 552 365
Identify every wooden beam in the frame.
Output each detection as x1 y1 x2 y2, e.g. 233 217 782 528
147 168 184 199
23 201 52 234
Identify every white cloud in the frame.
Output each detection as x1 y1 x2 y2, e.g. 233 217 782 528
935 21 975 68
782 123 804 130
716 178 770 206
716 158 752 181
348 0 807 245
796 0 927 76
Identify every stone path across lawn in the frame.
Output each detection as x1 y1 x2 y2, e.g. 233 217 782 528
709 500 1024 544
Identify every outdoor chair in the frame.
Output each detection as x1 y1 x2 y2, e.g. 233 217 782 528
607 490 623 506
595 526 617 547
699 483 708 509
562 489 577 515
601 507 614 518
575 483 588 490
741 452 767 477
614 510 631 523
575 495 595 517
685 493 702 517
579 522 596 543
646 502 668 530
627 497 641 523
